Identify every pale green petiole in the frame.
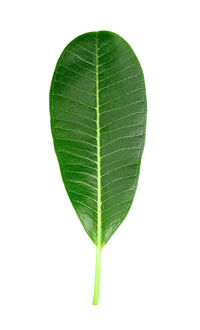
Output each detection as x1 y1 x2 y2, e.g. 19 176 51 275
92 245 102 305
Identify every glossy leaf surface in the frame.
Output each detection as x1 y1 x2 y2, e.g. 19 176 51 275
50 31 146 248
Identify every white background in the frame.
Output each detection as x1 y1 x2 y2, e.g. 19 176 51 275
0 0 200 329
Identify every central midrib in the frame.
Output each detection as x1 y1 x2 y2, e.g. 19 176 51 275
96 32 101 247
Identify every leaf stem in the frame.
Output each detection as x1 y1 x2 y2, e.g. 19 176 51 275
92 244 102 305
92 32 102 306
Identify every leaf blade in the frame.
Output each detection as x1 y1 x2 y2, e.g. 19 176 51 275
50 31 147 246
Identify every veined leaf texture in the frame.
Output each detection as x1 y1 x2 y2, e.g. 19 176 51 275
49 31 147 304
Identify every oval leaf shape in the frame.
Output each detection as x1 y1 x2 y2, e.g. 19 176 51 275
50 31 147 304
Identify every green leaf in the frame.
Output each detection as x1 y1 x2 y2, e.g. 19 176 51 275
49 31 147 304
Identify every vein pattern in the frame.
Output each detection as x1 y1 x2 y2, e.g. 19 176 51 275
50 31 147 246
